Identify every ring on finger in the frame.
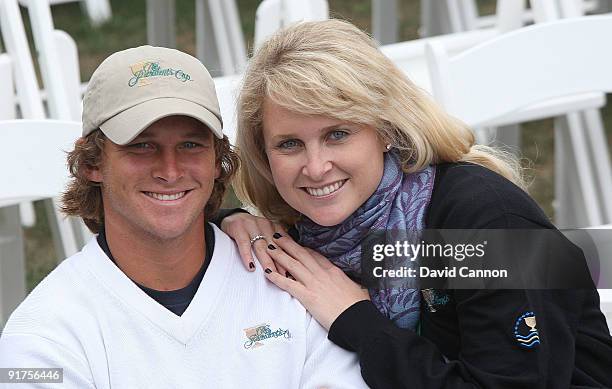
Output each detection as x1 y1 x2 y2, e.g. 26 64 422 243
249 235 267 246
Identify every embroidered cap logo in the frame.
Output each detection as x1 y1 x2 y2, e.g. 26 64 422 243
128 60 193 87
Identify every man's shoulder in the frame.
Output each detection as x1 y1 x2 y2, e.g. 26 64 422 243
1 248 97 340
210 224 307 313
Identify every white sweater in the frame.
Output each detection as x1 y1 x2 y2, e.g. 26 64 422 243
0 225 368 389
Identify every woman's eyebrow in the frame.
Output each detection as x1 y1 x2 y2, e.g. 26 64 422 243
270 124 347 141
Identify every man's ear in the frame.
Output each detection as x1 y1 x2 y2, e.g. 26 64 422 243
215 161 221 180
84 165 103 183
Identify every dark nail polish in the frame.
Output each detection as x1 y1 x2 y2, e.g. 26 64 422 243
268 244 276 250
273 232 282 239
249 262 255 270
265 268 272 274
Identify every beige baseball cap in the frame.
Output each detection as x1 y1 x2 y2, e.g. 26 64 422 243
82 45 223 144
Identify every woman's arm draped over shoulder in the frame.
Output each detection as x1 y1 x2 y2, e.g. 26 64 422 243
330 288 610 389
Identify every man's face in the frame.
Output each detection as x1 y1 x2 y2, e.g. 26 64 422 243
89 115 219 242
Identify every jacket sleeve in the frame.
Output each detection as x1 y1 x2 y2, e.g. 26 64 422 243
328 288 611 389
327 213 612 389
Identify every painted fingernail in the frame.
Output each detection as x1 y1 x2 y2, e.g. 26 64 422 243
265 268 272 274
249 262 255 270
268 244 276 250
273 232 282 239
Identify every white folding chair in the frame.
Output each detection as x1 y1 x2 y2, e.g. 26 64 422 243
21 0 91 245
530 0 612 227
0 119 81 327
0 0 83 257
425 15 612 227
254 0 329 49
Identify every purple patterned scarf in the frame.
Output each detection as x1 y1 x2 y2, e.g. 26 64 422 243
296 151 435 329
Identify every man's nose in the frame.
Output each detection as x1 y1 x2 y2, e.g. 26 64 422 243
153 149 184 183
301 148 332 181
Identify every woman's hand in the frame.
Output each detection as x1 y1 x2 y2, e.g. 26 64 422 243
264 234 370 331
220 212 287 275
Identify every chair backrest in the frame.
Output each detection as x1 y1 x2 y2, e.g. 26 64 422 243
425 15 612 127
379 0 526 93
0 120 81 207
254 0 329 49
24 0 81 121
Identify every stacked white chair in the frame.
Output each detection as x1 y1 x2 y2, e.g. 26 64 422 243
424 3 612 228
0 119 81 326
421 0 601 36
21 0 91 246
0 0 85 326
530 0 612 228
18 0 111 26
424 15 612 331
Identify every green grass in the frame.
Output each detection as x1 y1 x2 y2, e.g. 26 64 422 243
18 0 612 291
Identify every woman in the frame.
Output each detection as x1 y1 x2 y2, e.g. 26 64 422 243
218 19 612 388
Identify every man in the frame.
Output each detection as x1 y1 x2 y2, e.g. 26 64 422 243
0 46 366 388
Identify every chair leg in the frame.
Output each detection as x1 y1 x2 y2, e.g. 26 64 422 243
565 112 604 226
18 201 36 228
582 108 612 223
554 116 572 227
493 123 522 154
43 198 79 261
0 205 26 327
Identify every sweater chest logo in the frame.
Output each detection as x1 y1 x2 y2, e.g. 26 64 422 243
513 311 540 349
243 323 291 349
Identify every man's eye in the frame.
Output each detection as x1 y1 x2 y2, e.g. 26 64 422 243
129 143 152 149
278 139 300 149
329 130 349 141
182 142 200 149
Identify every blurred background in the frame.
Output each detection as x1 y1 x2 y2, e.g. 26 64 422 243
9 0 612 291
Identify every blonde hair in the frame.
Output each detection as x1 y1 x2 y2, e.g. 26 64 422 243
235 19 525 226
61 129 240 234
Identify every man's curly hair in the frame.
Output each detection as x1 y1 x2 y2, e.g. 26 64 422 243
61 128 240 234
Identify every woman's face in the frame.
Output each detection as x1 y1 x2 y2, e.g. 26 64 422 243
262 100 386 226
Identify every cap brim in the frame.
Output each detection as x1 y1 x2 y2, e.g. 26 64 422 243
99 97 223 145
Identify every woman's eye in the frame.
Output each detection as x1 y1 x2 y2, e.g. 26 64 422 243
182 142 200 149
329 130 349 141
279 139 300 149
